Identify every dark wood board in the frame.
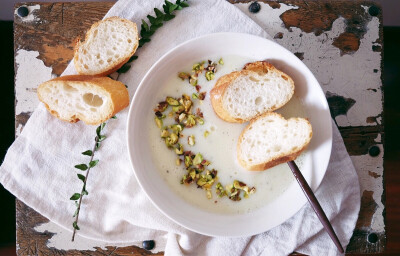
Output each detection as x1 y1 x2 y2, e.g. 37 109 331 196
13 1 387 255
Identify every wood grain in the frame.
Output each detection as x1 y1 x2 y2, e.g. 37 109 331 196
13 1 386 255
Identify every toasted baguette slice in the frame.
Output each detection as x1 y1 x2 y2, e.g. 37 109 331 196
210 61 294 123
237 112 312 171
74 17 138 76
37 75 129 125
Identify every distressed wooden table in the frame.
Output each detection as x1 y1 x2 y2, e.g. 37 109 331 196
14 1 384 255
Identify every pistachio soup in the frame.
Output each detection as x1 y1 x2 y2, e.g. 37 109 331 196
148 55 307 214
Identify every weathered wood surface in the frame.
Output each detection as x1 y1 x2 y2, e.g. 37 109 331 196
14 1 384 255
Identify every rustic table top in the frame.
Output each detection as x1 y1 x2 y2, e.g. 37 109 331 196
13 1 384 255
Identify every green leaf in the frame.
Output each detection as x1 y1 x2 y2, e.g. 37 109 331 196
163 4 170 14
147 15 157 24
141 29 155 38
70 193 80 200
82 190 89 196
124 84 128 88
180 2 189 7
127 55 138 63
89 160 99 168
82 150 92 156
139 38 151 47
163 14 175 21
117 64 131 73
101 122 106 130
154 8 164 18
98 135 106 142
151 23 163 30
73 221 80 230
141 19 149 31
74 164 88 171
96 125 102 137
95 142 100 150
169 4 178 13
111 115 117 119
75 201 79 207
77 174 85 182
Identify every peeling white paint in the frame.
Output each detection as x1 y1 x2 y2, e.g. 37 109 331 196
15 123 23 137
14 5 41 22
236 3 383 128
350 146 384 232
237 0 385 236
15 49 53 115
14 1 384 250
35 221 167 252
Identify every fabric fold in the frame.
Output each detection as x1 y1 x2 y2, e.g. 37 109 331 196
1 0 360 255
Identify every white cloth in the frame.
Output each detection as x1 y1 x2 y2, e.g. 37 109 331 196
0 0 360 255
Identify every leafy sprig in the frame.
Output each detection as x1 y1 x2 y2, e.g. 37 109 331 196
71 121 107 241
117 0 189 74
71 0 189 241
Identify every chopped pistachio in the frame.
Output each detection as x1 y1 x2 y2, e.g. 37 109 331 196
188 135 195 146
206 189 212 199
165 137 173 148
172 105 185 114
189 169 196 180
192 153 203 165
170 124 183 134
178 113 186 123
192 93 199 99
192 63 204 72
202 159 211 166
166 96 179 106
184 115 196 128
155 111 166 119
181 95 193 112
204 130 210 138
205 71 215 81
175 143 183 155
189 75 198 86
229 189 241 201
154 101 168 112
196 117 204 125
176 158 182 166
169 133 179 145
161 129 169 138
216 182 226 197
184 155 192 167
218 58 224 65
178 72 190 80
154 117 163 128
198 92 206 100
196 177 207 186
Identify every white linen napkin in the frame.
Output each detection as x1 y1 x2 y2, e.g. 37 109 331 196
1 0 360 255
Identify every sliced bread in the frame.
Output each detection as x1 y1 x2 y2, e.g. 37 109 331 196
237 112 312 171
210 61 294 123
74 17 138 76
37 75 129 125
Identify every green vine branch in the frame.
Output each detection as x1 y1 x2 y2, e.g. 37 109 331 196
71 0 189 241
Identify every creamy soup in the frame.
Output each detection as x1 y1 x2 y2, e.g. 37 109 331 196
148 55 307 214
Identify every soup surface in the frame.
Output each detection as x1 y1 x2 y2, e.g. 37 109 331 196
148 55 308 214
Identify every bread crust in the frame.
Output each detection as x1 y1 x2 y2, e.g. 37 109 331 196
73 17 138 76
237 112 312 171
210 61 294 123
37 75 129 125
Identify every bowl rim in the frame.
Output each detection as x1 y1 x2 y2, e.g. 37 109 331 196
126 32 333 237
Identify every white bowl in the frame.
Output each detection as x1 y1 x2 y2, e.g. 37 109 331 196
127 32 332 237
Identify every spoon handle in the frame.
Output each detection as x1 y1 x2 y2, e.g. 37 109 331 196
287 160 344 254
